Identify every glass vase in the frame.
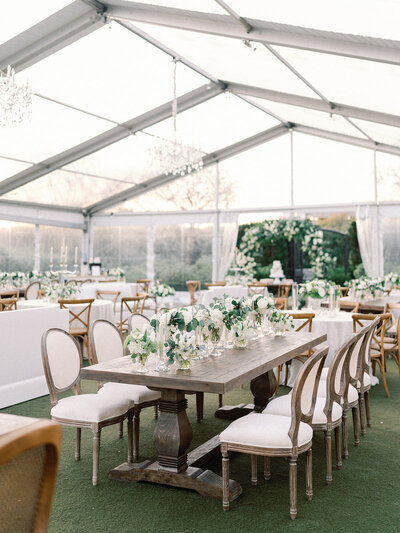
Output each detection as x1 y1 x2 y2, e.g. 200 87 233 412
306 297 321 312
233 337 248 349
133 355 149 373
210 327 222 356
223 326 234 349
272 322 286 336
177 356 191 370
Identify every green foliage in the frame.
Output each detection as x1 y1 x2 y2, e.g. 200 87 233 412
155 255 212 291
329 267 352 285
353 262 366 278
347 220 362 275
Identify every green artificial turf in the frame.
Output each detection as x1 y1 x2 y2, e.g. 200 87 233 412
2 361 400 533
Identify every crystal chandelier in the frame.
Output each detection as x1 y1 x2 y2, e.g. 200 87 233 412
0 65 32 127
149 61 204 177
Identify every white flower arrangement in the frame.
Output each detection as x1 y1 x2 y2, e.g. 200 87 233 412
299 279 332 299
384 272 400 289
165 331 197 369
43 283 79 302
124 328 158 366
150 280 175 298
107 267 125 279
233 318 253 348
268 309 294 336
225 250 256 286
346 277 386 301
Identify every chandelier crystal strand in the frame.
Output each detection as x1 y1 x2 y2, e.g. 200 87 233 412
148 59 204 177
0 66 32 127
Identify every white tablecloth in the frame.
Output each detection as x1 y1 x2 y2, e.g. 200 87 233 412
198 285 248 307
78 282 138 300
0 307 69 408
18 299 114 327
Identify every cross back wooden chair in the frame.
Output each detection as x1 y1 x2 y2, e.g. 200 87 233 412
95 290 121 313
205 281 226 289
352 312 392 397
278 284 291 298
340 287 349 297
220 346 328 519
136 279 151 294
275 297 288 310
186 280 201 306
41 328 131 485
65 279 77 286
25 281 41 300
248 282 268 296
119 295 147 333
275 313 315 389
382 302 400 375
90 319 161 460
58 298 94 364
340 300 360 312
0 298 17 311
0 416 62 533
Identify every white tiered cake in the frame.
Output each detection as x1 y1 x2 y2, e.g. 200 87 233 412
270 260 285 283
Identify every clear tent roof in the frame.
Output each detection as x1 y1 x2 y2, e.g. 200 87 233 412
0 0 399 216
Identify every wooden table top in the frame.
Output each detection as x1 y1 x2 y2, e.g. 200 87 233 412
81 331 326 394
0 413 39 437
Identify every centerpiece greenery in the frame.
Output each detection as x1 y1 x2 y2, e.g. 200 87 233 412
150 280 175 298
124 328 158 372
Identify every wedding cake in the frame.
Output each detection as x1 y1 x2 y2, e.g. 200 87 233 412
270 260 285 282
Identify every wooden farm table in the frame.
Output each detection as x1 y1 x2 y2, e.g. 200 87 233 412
81 331 326 500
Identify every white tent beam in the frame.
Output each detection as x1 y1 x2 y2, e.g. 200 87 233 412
87 124 289 214
0 199 85 228
227 82 400 129
104 2 400 65
0 1 105 73
293 124 400 156
0 84 222 196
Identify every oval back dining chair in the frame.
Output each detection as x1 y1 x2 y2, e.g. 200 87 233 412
0 416 62 533
90 319 161 461
25 281 41 300
220 345 328 520
41 328 131 485
128 312 150 334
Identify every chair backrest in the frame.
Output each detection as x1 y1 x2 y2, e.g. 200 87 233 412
186 280 201 305
288 312 314 333
340 287 349 297
384 301 400 326
90 319 124 364
289 345 328 452
65 279 77 286
25 281 41 300
352 314 383 376
205 282 226 289
275 297 288 310
340 299 360 312
0 298 17 311
352 312 391 354
278 284 291 298
247 282 268 296
128 312 150 334
0 289 19 299
95 290 121 312
136 279 151 293
119 296 147 331
41 328 82 407
58 299 94 331
80 279 93 284
0 416 62 533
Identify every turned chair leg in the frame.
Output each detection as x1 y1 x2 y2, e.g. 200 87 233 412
306 448 313 501
196 392 204 423
92 429 100 486
154 405 158 420
251 455 258 486
263 456 271 481
352 406 360 446
365 391 371 427
127 412 133 464
218 394 223 408
133 408 141 461
118 420 123 438
221 448 230 512
334 425 342 469
342 410 349 459
359 393 366 436
289 456 297 520
75 428 81 461
324 430 333 485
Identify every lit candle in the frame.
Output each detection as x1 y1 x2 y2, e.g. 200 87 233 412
74 246 78 265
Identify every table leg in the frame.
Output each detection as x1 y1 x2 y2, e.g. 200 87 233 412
108 388 242 501
215 369 277 420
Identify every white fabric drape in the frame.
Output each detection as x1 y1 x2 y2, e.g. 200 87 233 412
380 205 400 274
213 212 239 281
356 205 383 277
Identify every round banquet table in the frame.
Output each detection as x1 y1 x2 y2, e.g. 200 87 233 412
18 299 114 327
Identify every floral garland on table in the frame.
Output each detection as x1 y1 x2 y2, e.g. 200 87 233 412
299 279 333 300
42 283 80 302
345 277 386 301
124 328 159 367
225 250 256 286
384 272 400 289
0 270 58 289
106 268 125 279
150 280 175 298
239 219 336 280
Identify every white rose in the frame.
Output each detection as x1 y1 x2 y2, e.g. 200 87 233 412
210 309 223 324
318 288 326 298
257 298 268 309
181 309 192 325
159 311 171 326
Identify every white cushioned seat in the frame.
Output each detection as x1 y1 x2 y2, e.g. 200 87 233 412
51 394 130 423
219 412 313 449
98 382 161 405
263 395 342 425
317 381 358 403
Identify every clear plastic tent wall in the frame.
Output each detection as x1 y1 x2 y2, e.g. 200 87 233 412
0 0 399 279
